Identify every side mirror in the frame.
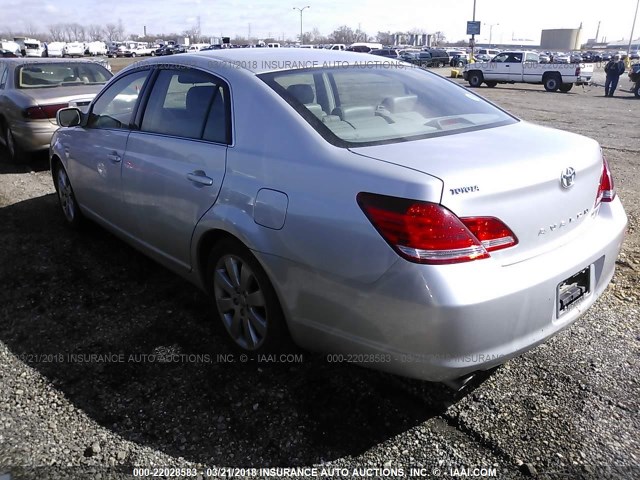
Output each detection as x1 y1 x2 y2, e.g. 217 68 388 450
57 107 82 127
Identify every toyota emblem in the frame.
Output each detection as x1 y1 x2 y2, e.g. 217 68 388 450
560 167 576 189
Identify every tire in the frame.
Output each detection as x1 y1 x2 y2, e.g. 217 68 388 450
150 51 155 56
543 74 561 92
207 239 290 352
54 162 83 228
457 61 465 67
3 123 24 163
634 82 640 98
559 83 573 93
468 71 483 88
485 81 498 88
130 52 136 57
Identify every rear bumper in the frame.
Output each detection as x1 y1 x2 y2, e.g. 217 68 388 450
12 119 57 152
263 198 627 382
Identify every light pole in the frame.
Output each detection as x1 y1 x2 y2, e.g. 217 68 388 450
484 22 499 45
628 0 639 58
293 6 310 44
470 0 477 62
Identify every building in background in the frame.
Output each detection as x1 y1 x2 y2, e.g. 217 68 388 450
540 27 583 51
392 33 434 47
605 38 640 51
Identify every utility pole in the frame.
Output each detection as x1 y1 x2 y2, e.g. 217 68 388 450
484 23 499 45
293 6 310 43
595 21 600 43
628 0 639 57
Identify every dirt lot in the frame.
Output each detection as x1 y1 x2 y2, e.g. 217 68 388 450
0 59 639 480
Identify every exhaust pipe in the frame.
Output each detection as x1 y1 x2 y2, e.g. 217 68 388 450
441 372 477 392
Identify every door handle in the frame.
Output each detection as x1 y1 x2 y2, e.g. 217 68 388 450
505 65 510 67
187 170 214 186
108 152 121 163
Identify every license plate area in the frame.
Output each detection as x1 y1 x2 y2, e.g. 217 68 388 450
557 266 591 317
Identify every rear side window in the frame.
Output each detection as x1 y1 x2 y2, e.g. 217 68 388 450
140 68 230 143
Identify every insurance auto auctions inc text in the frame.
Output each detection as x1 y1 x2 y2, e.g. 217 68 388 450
195 466 498 477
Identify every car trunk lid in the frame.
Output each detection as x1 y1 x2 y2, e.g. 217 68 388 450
21 85 100 124
349 121 604 265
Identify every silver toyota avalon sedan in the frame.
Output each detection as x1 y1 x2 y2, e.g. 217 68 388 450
50 49 627 382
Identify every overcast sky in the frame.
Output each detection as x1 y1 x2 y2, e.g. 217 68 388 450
4 0 639 43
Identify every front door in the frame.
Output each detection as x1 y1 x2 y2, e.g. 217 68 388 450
67 69 150 226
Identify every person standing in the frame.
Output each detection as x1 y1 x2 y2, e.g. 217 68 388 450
604 54 626 97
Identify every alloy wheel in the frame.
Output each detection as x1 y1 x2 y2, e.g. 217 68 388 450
57 167 76 222
213 254 268 350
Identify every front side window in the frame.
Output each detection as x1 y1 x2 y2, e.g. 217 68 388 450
140 68 230 143
261 64 516 147
87 69 149 129
17 63 111 88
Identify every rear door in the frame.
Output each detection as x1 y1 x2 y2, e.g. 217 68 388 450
119 66 230 270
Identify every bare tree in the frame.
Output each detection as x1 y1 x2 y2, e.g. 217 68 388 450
0 27 14 39
87 24 104 41
183 25 201 43
23 22 40 38
307 27 326 44
328 26 355 44
48 24 65 42
104 23 119 43
434 31 446 46
376 31 394 45
353 28 369 43
71 23 86 42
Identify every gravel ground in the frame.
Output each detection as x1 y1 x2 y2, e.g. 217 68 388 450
0 59 639 480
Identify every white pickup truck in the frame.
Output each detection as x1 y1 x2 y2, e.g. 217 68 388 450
123 42 156 57
463 51 593 92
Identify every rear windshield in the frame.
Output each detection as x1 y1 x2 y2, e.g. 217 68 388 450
260 63 516 147
17 63 112 88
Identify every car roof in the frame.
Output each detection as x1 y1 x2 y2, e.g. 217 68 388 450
0 58 100 66
184 48 403 74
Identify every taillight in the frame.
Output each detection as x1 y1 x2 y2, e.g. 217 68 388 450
23 103 68 120
596 157 615 206
357 192 517 265
575 66 581 76
460 217 518 252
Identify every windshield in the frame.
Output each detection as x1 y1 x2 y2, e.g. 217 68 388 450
260 64 516 146
18 63 112 88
